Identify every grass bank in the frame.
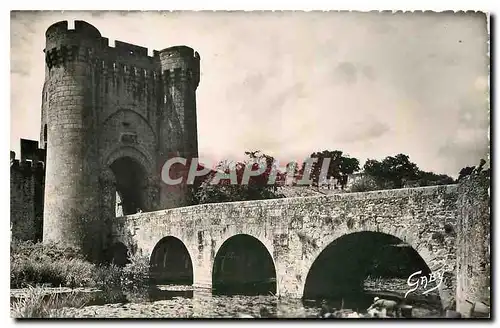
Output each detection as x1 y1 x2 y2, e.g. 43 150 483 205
10 239 150 318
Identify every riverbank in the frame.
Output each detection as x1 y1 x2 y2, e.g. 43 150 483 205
11 284 443 319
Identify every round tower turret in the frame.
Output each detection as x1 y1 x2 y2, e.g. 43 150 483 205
156 46 200 208
42 20 104 261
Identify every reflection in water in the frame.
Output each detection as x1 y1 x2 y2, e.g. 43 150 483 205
51 283 441 318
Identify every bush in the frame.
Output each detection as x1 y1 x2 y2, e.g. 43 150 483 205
11 239 153 304
92 264 123 291
350 176 379 192
10 240 95 289
120 253 150 291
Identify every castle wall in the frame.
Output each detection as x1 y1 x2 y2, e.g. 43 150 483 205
456 173 491 316
10 158 44 242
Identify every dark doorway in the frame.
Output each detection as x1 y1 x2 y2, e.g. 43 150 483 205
212 234 276 296
150 236 193 285
110 156 147 215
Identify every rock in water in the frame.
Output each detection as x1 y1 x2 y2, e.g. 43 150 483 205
367 308 387 318
237 314 254 318
331 309 361 318
345 312 361 318
400 305 413 318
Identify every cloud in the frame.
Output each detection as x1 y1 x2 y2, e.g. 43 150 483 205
337 121 390 143
333 62 358 85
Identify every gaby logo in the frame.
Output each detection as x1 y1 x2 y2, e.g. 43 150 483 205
404 269 445 298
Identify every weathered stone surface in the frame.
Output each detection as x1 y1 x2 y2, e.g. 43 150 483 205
455 174 490 317
113 184 459 308
10 157 44 242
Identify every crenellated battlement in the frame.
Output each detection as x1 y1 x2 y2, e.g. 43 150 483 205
100 38 159 67
10 139 46 176
45 20 102 51
10 141 45 243
158 46 201 88
44 20 201 91
45 20 160 71
45 20 102 39
113 40 149 57
10 158 45 176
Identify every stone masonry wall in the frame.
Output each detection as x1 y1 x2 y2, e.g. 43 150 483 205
113 184 459 308
456 173 491 316
10 160 44 242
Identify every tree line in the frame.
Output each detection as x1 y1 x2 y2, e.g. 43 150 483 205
189 150 487 205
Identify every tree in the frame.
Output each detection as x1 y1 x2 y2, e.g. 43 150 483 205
191 151 284 205
363 154 420 189
300 150 360 189
363 153 458 189
416 171 455 187
457 158 490 181
458 166 475 181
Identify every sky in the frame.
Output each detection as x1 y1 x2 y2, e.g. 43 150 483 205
10 11 490 178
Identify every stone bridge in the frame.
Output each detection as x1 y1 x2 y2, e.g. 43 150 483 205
112 185 459 308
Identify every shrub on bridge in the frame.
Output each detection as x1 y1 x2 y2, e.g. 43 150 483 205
350 176 379 192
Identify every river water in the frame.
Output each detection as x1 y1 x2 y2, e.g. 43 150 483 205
36 279 442 319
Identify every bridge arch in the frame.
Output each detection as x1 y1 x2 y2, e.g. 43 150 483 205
300 226 451 309
149 236 194 285
104 145 154 174
212 233 277 295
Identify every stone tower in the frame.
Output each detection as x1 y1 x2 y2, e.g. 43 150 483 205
41 20 200 261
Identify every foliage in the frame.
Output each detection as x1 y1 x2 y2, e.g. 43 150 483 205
11 240 147 293
91 264 123 291
10 239 95 289
299 150 360 189
362 153 455 190
191 150 285 204
458 166 475 180
363 154 420 189
350 175 379 192
458 158 490 181
415 170 455 187
119 253 151 291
